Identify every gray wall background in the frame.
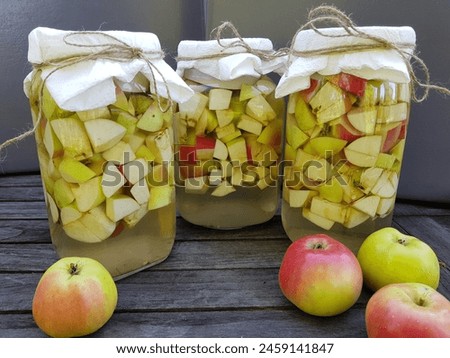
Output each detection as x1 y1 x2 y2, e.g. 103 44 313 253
0 0 449 203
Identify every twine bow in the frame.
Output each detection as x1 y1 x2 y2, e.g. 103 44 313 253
0 31 172 154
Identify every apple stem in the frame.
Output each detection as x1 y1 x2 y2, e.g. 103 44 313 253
312 243 325 249
69 263 80 275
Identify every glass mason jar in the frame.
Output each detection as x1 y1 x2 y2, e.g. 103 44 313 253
175 39 285 229
25 28 193 279
277 26 416 251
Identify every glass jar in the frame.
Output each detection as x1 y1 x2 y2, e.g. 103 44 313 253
174 39 285 229
276 26 416 251
25 28 193 279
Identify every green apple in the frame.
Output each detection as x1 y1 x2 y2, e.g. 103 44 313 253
84 119 126 153
77 106 111 122
122 132 146 153
256 118 282 148
208 88 232 110
106 194 140 222
357 227 440 291
58 158 96 184
51 117 93 160
318 177 344 203
135 144 156 162
375 153 396 169
32 257 117 337
112 86 130 112
72 176 106 212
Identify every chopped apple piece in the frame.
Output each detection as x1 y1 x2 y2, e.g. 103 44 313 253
79 205 116 241
310 196 347 224
102 161 126 197
246 94 276 123
58 158 96 184
112 87 130 112
239 84 261 101
72 176 106 213
360 167 384 193
123 203 148 228
106 194 140 222
318 176 344 203
116 112 138 134
377 102 408 123
130 178 150 204
147 185 174 210
195 136 216 160
390 139 406 161
63 219 102 243
257 118 282 148
84 118 126 153
377 195 396 216
123 132 146 152
345 135 382 157
208 168 223 186
305 157 330 183
137 101 168 132
60 203 82 225
347 107 377 134
302 207 335 230
284 188 313 208
53 178 75 208
43 123 63 158
328 73 367 97
286 117 309 150
255 78 276 95
122 158 150 185
227 137 248 164
51 117 93 160
343 207 370 228
211 180 236 197
46 192 59 223
209 89 233 110
185 176 209 194
216 109 234 128
237 114 263 135
194 108 209 135
178 92 209 121
77 106 111 122
375 153 396 169
145 128 173 163
371 170 398 198
102 141 135 164
213 139 228 160
344 149 377 168
352 195 380 217
309 137 347 158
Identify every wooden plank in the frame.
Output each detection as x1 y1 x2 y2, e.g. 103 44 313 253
0 173 42 187
394 200 450 216
0 308 367 338
0 270 372 313
0 186 45 201
0 239 290 272
0 201 47 219
0 219 51 243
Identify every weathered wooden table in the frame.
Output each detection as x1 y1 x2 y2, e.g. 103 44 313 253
0 173 449 338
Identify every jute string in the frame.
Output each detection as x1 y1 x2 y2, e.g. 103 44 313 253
1 5 449 155
0 31 172 153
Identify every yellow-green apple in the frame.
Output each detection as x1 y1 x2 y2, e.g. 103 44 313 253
331 115 363 142
77 106 111 122
294 96 317 131
106 194 140 222
226 136 248 164
310 196 346 224
344 135 382 167
32 257 117 337
279 234 363 316
216 109 234 128
346 107 377 134
302 207 335 230
309 82 353 124
43 122 64 158
147 184 174 210
285 116 309 150
178 92 209 121
239 83 261 101
101 162 126 198
237 114 264 136
137 101 167 132
298 78 320 103
375 121 403 153
58 158 96 184
116 111 138 134
377 102 408 124
145 128 173 163
309 136 347 158
365 283 450 337
102 141 136 164
357 227 440 291
213 138 228 161
72 176 106 212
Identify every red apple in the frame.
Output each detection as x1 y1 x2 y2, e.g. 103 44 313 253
329 73 367 97
178 145 197 164
195 136 216 160
366 282 450 338
32 257 118 337
278 234 363 316
380 122 403 153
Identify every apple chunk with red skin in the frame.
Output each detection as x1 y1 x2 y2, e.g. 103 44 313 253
279 234 363 317
328 73 367 97
32 257 118 337
365 282 450 338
